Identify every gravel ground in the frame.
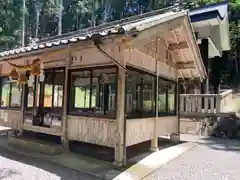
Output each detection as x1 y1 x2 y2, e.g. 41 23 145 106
1 135 240 180
0 147 99 180
143 137 240 180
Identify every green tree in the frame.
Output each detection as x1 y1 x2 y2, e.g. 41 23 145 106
0 0 22 50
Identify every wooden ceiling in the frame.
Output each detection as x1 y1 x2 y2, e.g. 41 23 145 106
134 25 201 80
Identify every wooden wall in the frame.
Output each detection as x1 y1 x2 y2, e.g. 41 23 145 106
180 119 201 135
126 116 178 147
0 43 116 76
124 49 177 80
126 118 155 146
156 116 178 136
0 110 23 130
67 116 117 148
70 46 113 68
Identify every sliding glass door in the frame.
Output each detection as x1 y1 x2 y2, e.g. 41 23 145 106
24 68 65 128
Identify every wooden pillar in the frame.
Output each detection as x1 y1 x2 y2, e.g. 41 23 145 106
20 60 28 134
151 60 158 152
176 79 180 134
61 50 70 148
114 46 126 167
170 77 180 143
20 84 26 134
200 39 209 94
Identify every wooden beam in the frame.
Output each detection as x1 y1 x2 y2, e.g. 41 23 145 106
130 16 183 49
189 69 194 80
171 29 187 64
168 41 189 51
182 17 206 81
178 70 185 80
176 62 195 69
171 29 179 44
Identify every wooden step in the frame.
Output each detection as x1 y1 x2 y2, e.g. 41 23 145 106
8 136 63 156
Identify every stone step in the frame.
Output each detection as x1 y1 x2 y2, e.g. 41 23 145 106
8 136 63 156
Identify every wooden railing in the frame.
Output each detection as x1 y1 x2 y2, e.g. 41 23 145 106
180 90 234 117
220 90 233 112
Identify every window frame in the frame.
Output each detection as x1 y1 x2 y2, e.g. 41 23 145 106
157 77 177 116
23 67 65 126
126 66 177 119
0 77 23 110
126 66 157 118
68 65 118 119
25 67 65 110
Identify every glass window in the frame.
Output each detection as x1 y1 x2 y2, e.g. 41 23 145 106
69 67 117 118
72 71 91 109
126 70 142 118
27 88 34 108
10 84 22 107
52 70 64 115
168 84 176 114
1 83 10 107
44 84 53 107
26 80 40 109
142 75 155 116
54 85 63 107
24 69 65 126
158 79 167 114
0 77 22 108
126 69 156 118
158 78 176 116
126 68 176 118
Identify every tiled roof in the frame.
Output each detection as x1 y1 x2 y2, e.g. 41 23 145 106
0 6 185 59
189 1 228 21
0 29 122 58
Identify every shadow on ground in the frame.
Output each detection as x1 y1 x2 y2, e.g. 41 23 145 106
0 136 184 180
0 137 96 180
70 137 183 164
196 136 240 152
126 137 184 167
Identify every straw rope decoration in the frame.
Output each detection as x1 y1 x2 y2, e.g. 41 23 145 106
7 58 42 84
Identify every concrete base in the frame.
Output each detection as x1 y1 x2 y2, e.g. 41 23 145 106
170 134 180 144
150 147 159 152
113 160 124 167
61 138 69 149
